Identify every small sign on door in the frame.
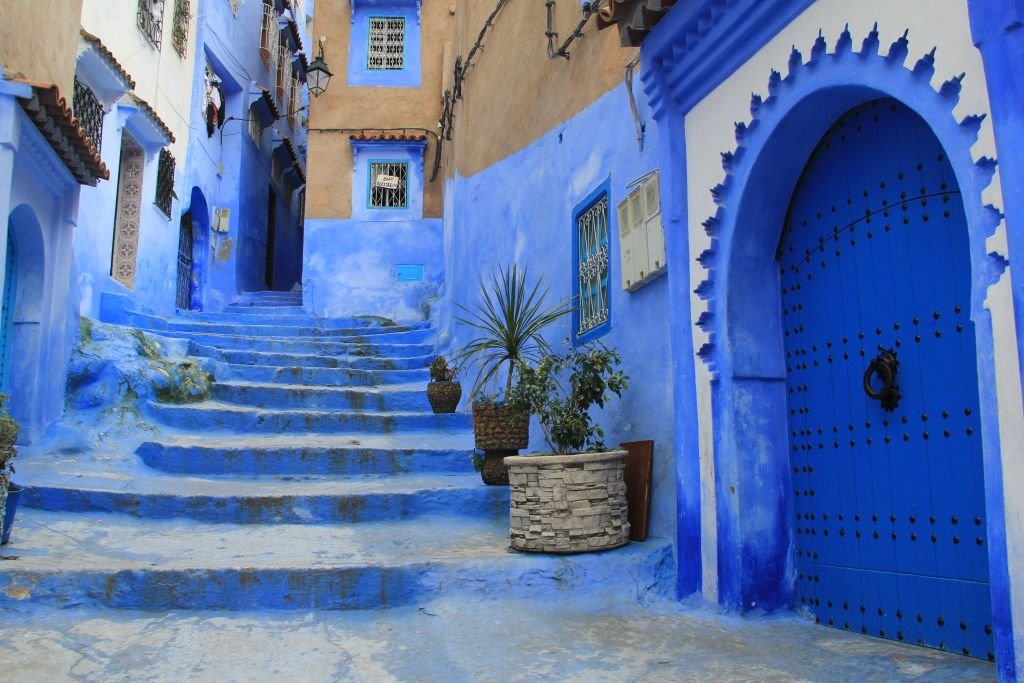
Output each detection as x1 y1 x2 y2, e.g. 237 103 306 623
375 174 400 189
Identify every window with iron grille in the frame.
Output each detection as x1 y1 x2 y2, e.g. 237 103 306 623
367 17 405 70
73 78 104 153
287 73 300 128
138 0 165 49
368 161 408 208
260 0 280 70
155 149 176 217
276 42 292 111
575 192 610 338
171 0 191 56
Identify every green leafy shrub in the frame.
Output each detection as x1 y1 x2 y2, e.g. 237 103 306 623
0 393 18 475
429 356 460 382
508 342 628 454
455 264 573 399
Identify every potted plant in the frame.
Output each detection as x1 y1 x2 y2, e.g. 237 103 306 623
455 264 573 485
427 356 462 413
0 393 19 545
504 342 630 553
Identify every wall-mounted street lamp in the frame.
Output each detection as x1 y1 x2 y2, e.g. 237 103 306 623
307 38 333 97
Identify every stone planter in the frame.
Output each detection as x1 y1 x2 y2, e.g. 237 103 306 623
505 450 630 554
472 402 529 451
427 381 462 413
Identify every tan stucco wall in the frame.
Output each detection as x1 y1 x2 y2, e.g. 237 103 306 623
448 1 636 178
307 1 452 220
0 0 85 95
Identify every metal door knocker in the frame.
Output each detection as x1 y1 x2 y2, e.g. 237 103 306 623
864 346 901 411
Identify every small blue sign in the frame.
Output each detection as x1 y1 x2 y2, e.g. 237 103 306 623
395 264 424 282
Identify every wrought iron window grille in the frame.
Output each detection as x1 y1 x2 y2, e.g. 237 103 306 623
171 0 191 56
276 42 292 110
138 0 165 49
367 16 405 70
155 149 176 217
369 161 408 208
73 78 104 153
260 0 281 70
576 194 610 336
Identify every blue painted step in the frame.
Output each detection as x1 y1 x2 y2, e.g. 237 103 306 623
144 401 471 433
184 336 434 357
136 438 472 475
214 363 430 387
193 348 432 370
128 317 427 339
24 473 500 524
0 511 674 611
210 382 432 412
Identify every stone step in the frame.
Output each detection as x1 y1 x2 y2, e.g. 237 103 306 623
184 336 434 357
23 472 499 524
144 401 470 433
195 347 432 370
127 315 428 338
180 309 433 331
0 510 674 610
136 434 472 475
214 362 430 387
210 381 434 412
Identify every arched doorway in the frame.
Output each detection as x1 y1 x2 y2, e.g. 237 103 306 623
779 98 990 659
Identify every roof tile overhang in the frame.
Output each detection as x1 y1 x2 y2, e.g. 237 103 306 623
13 79 109 185
122 93 176 146
286 19 305 55
596 0 677 46
280 136 306 184
258 87 282 122
79 30 137 91
348 131 428 142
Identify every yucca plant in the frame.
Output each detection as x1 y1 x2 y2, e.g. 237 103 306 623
455 264 574 399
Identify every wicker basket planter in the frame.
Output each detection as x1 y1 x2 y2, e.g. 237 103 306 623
505 449 630 554
427 381 462 413
472 402 529 451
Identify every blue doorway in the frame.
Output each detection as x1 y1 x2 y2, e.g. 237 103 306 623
780 98 991 660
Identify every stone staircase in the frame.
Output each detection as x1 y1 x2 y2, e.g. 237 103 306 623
0 292 673 612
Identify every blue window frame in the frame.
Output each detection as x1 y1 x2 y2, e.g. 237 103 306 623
573 180 611 342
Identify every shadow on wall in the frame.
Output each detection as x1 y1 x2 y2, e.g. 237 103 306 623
185 187 211 312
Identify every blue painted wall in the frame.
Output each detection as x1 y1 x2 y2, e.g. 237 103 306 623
438 84 679 542
303 217 442 320
73 104 181 320
0 77 83 441
181 0 308 311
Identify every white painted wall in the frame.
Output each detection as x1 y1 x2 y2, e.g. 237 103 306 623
80 0 196 163
682 0 1018 611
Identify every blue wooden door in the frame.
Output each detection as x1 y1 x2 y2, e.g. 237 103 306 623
0 233 16 392
780 98 991 661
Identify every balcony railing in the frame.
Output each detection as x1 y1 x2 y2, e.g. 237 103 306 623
73 78 104 153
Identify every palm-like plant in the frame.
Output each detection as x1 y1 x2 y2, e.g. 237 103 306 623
456 264 574 399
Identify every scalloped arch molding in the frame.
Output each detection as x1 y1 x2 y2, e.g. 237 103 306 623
643 3 1022 678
